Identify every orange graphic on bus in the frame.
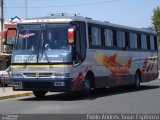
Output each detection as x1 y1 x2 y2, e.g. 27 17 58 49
94 53 132 84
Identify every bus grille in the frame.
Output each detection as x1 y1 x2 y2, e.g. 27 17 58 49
23 73 52 78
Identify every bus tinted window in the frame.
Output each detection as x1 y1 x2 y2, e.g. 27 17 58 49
141 34 147 49
116 31 125 48
147 35 151 49
150 36 155 50
80 22 87 59
129 33 137 49
154 36 158 50
75 29 81 54
91 27 102 46
104 29 113 47
137 34 141 49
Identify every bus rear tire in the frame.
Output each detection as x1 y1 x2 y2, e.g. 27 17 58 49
134 72 141 89
33 91 47 98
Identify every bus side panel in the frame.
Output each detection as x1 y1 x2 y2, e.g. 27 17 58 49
85 49 158 88
71 63 91 92
86 49 136 88
139 52 159 82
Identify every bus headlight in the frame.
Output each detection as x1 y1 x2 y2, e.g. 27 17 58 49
13 82 23 89
12 74 23 78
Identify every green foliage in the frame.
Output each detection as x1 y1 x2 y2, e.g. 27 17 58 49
152 7 160 45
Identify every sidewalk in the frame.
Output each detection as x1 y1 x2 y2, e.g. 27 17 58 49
0 86 33 100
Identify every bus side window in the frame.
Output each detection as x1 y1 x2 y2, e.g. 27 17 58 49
125 32 129 49
141 34 147 50
91 27 102 46
154 36 158 50
150 36 155 50
116 31 125 48
88 25 102 47
74 28 81 62
129 33 138 49
147 35 150 50
104 29 113 47
79 22 87 61
88 26 92 47
137 34 141 49
73 22 87 63
112 30 117 47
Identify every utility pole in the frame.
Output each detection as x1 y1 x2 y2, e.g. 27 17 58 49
0 0 4 53
25 0 27 19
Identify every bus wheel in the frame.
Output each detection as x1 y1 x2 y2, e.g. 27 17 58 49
83 76 92 96
33 91 47 98
134 72 141 89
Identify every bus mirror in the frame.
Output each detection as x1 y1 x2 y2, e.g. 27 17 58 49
68 28 75 44
1 29 8 44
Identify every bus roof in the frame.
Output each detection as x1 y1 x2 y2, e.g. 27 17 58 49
19 14 156 35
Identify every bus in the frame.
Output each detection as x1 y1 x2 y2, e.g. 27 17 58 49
2 14 159 98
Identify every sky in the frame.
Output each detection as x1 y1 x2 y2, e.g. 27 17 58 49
3 0 160 28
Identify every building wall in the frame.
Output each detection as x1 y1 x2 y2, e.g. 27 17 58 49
0 23 16 69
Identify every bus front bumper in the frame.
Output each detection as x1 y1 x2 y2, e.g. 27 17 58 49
12 78 73 92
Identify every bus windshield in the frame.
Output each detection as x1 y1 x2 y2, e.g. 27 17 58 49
16 24 41 50
13 24 72 64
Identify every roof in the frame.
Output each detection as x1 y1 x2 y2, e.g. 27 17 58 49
19 14 156 35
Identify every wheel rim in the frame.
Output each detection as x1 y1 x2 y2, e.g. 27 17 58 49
135 73 140 88
84 79 90 91
136 76 140 87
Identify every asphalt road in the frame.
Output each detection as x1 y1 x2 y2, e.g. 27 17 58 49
0 80 160 114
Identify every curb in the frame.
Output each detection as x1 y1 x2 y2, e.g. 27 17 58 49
0 92 33 100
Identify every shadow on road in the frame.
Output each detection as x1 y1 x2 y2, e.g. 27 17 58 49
19 85 160 101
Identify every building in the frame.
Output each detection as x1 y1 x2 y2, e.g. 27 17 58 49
0 17 19 69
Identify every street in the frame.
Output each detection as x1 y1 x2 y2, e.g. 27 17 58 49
0 80 160 114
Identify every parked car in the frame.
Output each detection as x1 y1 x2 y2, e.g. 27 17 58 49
0 66 12 86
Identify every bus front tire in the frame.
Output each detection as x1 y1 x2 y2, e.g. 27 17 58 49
83 76 92 96
33 91 47 98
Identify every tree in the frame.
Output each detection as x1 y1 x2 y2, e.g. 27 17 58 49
152 7 160 45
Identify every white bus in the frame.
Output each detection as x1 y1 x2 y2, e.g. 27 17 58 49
2 14 159 98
